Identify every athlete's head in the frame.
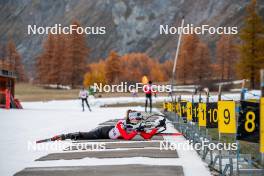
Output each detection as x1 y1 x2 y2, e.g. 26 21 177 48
126 110 143 124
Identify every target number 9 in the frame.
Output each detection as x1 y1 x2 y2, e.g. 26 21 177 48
218 101 236 134
223 109 230 125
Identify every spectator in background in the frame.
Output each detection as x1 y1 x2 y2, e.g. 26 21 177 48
130 88 138 97
143 81 156 113
79 87 91 112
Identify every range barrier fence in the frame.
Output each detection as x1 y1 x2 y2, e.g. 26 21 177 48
163 98 264 176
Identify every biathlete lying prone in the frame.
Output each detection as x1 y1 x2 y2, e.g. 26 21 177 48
36 110 167 143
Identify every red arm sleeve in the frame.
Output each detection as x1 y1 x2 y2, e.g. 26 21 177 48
117 122 137 140
140 128 158 139
143 86 147 93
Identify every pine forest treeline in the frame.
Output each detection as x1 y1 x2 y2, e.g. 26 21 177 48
36 21 89 88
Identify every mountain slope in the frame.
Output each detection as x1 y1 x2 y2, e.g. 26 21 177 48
0 0 263 76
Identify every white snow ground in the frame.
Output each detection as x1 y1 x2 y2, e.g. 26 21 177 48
2 93 259 176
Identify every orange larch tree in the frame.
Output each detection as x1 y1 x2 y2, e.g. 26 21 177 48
105 51 121 84
6 39 27 82
176 34 200 84
161 59 173 81
36 34 56 84
192 42 212 84
119 53 156 83
83 60 106 87
65 20 89 87
216 35 238 81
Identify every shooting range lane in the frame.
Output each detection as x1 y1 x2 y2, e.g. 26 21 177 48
31 133 180 175
32 116 180 174
14 165 184 176
36 148 178 161
31 117 180 174
36 124 170 161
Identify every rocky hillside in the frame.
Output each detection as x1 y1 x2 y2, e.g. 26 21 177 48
0 0 264 76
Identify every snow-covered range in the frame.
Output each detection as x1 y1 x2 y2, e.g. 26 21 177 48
1 92 259 176
22 90 261 110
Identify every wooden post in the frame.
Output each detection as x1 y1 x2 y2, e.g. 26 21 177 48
218 84 222 101
261 70 264 97
172 18 184 82
171 17 185 102
240 79 246 101
178 95 181 102
205 88 209 103
199 92 202 103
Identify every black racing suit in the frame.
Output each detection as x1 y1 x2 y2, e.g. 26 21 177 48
63 126 114 140
81 98 91 112
145 93 152 113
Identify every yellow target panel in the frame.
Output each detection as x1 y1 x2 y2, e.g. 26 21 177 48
186 102 192 121
198 103 206 127
218 101 236 134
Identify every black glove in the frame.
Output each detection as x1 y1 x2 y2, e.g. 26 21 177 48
136 125 145 132
156 119 166 128
126 124 134 129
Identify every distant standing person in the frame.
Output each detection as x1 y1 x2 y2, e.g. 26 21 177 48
79 87 91 112
143 81 156 113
